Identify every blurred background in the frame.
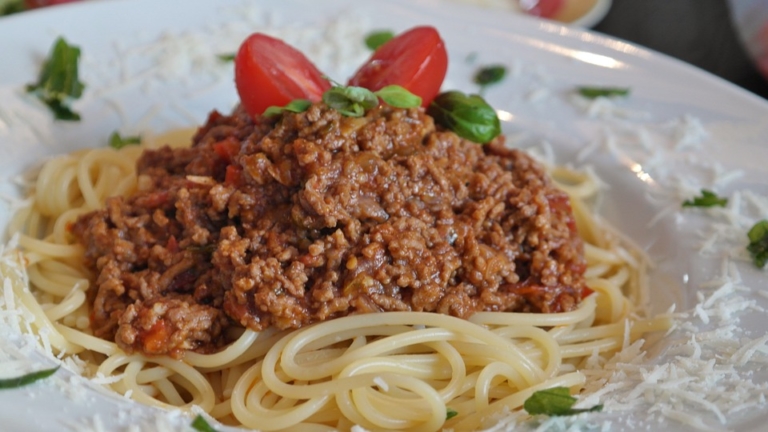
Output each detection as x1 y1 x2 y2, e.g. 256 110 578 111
452 0 768 100
594 0 768 100
3 0 768 100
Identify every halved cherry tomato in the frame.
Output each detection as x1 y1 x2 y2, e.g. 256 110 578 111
348 26 448 107
235 33 331 118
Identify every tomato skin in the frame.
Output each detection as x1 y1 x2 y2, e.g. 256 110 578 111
348 26 448 107
235 33 331 118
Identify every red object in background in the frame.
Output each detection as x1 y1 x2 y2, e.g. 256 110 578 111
755 22 768 78
234 33 331 117
349 26 448 107
518 0 565 19
24 0 80 8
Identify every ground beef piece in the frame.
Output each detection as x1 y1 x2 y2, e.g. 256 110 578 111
72 103 586 357
116 297 226 358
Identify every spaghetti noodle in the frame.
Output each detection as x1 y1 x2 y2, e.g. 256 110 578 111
0 128 670 431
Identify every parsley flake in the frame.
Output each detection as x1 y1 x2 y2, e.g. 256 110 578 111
682 189 728 208
108 132 141 150
364 30 394 51
474 65 507 87
191 415 218 432
446 407 459 420
524 387 603 416
576 86 630 99
0 366 59 390
747 220 768 269
217 53 235 62
26 37 85 121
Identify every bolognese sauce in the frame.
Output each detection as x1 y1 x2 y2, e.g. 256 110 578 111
71 103 586 358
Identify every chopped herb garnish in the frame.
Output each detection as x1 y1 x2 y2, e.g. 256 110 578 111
446 407 459 420
217 53 236 62
747 220 768 269
1 0 25 16
524 387 603 416
323 86 379 117
364 30 394 51
263 99 312 117
427 91 501 144
321 85 421 117
26 37 85 121
474 65 507 88
576 86 630 99
191 415 218 432
373 85 421 108
0 366 59 390
108 131 141 150
682 189 728 208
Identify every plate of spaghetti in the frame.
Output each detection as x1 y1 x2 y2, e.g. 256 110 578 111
1 1 767 431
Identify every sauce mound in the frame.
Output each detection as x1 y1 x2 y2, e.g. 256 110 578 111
72 104 586 357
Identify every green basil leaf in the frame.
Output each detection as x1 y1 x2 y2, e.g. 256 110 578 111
747 220 768 269
323 86 378 117
365 30 394 51
524 387 603 416
0 366 59 390
109 131 141 149
682 189 728 208
427 91 501 144
343 86 379 107
374 85 421 108
217 53 235 62
262 106 284 117
263 99 312 117
336 103 365 117
577 86 630 99
474 65 506 87
446 407 458 420
284 99 312 113
26 37 85 121
191 415 218 432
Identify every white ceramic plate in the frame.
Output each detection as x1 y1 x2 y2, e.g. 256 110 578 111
1 0 768 431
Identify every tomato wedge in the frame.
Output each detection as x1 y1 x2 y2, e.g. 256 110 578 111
348 26 448 107
235 33 331 118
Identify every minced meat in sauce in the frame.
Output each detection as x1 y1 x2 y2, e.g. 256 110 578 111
72 103 586 358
